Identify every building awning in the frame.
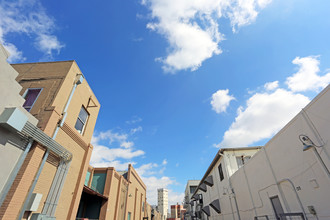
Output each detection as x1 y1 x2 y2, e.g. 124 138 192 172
83 185 108 200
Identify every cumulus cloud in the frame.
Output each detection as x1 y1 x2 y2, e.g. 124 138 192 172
216 55 330 148
211 89 235 113
90 128 183 206
286 56 330 92
143 0 272 72
264 81 279 91
90 130 145 167
220 89 309 147
0 0 64 62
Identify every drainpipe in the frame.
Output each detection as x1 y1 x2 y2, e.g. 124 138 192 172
277 179 308 220
18 74 83 219
262 148 291 213
0 138 33 208
17 149 49 220
242 165 258 217
219 152 241 220
42 74 84 216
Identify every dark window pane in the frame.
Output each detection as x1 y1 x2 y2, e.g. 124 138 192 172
190 186 197 194
23 89 41 111
75 118 84 133
78 107 88 123
270 196 284 219
218 163 224 181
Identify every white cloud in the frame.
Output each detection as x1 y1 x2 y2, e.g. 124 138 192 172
0 1 64 62
2 42 25 63
264 81 279 91
91 144 145 163
219 89 309 147
286 56 330 92
126 116 143 124
216 56 330 148
90 130 145 167
135 163 159 176
131 126 143 134
162 159 168 165
143 0 272 72
211 89 235 113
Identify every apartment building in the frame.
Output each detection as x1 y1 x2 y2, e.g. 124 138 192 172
77 164 148 220
190 147 261 220
184 180 199 220
168 204 185 220
158 188 168 220
191 85 330 220
0 59 100 219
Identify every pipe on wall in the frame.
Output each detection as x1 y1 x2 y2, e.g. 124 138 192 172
17 149 49 220
277 178 308 220
18 74 83 219
219 152 241 220
0 138 33 208
42 74 84 216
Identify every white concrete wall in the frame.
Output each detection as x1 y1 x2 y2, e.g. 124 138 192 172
0 44 38 195
201 85 330 220
200 149 259 220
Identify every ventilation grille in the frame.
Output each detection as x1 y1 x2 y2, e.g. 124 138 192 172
22 121 72 161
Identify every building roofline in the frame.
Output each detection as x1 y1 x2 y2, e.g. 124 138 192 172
11 60 76 65
192 146 262 198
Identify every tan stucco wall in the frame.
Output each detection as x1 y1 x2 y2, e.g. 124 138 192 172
125 164 147 220
4 60 100 220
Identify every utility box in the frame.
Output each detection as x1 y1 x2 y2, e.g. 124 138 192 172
26 193 42 212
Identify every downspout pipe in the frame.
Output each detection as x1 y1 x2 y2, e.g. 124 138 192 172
17 149 49 220
277 179 308 220
219 152 241 220
42 74 84 216
18 74 83 219
0 138 33 208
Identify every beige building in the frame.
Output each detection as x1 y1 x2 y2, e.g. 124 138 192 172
151 206 163 220
0 59 100 219
77 164 149 220
192 85 330 220
168 204 185 220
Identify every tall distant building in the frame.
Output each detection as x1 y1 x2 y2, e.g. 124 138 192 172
157 188 168 220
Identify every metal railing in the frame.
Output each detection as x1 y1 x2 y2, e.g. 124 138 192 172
280 213 305 220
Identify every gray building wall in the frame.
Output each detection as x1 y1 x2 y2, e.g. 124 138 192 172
0 44 38 195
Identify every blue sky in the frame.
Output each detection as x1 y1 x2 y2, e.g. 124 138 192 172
1 0 330 205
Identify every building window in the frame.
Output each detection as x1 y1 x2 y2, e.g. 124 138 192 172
142 201 145 212
236 156 251 169
270 196 284 219
75 106 89 134
22 88 42 112
190 186 197 194
127 212 131 220
218 163 224 181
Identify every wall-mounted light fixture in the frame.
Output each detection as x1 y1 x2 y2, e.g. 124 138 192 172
299 134 330 179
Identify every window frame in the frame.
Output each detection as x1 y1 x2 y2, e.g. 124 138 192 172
218 163 224 181
75 106 89 135
22 88 43 112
